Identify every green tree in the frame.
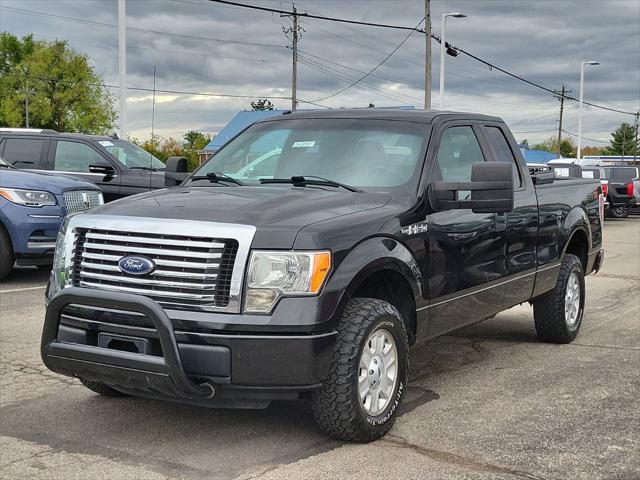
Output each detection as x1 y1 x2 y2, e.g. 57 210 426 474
182 130 212 171
250 98 274 111
531 136 576 158
0 33 116 133
604 122 638 156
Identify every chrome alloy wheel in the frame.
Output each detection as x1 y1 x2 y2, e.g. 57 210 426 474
358 329 398 416
565 271 581 327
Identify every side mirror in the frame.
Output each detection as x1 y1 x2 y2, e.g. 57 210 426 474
166 156 188 173
164 156 189 187
89 161 115 179
432 162 514 213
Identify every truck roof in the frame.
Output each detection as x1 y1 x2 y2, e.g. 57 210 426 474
257 108 503 125
0 129 117 142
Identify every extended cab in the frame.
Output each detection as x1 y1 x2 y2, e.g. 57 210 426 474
41 110 604 442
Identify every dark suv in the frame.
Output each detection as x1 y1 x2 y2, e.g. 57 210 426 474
0 129 188 202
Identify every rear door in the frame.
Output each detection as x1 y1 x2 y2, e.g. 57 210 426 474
424 122 508 338
480 123 538 307
0 136 48 169
48 139 121 201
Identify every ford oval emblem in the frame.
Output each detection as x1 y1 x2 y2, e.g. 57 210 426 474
118 256 155 275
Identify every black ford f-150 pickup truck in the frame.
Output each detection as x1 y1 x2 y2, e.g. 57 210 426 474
42 109 604 442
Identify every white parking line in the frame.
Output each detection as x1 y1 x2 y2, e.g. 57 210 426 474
0 285 47 294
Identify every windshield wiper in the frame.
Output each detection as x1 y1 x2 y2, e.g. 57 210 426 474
189 172 244 186
260 176 361 193
130 166 165 172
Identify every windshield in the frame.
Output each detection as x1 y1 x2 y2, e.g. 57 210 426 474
191 119 429 192
604 167 639 182
102 140 166 170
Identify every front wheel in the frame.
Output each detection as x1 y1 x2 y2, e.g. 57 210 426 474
311 298 409 442
533 254 585 343
0 225 15 280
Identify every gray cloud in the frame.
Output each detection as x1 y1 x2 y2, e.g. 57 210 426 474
1 0 638 145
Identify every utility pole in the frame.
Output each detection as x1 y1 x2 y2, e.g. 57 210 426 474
118 0 127 138
553 85 571 157
282 6 302 111
151 66 157 149
424 0 431 110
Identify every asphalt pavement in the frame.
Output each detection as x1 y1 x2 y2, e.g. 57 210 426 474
1 217 638 480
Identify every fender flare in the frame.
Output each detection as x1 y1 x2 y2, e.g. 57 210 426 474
326 236 423 305
561 207 591 260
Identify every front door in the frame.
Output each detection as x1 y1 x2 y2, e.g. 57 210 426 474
425 124 507 338
50 140 121 201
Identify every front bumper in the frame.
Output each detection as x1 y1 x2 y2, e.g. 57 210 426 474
42 288 337 407
0 199 63 260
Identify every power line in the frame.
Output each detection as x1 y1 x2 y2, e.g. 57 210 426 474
207 0 425 32
562 129 609 144
309 18 425 103
9 73 331 108
0 6 285 49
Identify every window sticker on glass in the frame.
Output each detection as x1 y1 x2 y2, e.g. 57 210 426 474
554 167 569 177
582 171 594 179
292 141 315 148
98 140 114 147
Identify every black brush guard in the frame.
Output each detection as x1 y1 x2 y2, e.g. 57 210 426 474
41 287 215 399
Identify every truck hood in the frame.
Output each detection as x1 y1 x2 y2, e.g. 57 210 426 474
91 185 393 248
0 168 100 194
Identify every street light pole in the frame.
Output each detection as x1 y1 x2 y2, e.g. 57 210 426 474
439 12 466 110
577 60 599 159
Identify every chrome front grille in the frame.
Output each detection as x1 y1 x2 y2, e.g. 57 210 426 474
63 190 102 213
72 228 239 310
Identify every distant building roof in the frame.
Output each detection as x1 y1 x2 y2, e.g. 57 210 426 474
205 110 284 151
518 144 557 163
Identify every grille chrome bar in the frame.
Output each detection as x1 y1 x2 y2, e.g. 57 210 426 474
79 270 218 289
78 280 217 300
85 232 225 249
80 261 218 280
81 252 218 269
82 241 223 259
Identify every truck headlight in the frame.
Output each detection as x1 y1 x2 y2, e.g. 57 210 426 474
244 251 331 313
0 188 57 207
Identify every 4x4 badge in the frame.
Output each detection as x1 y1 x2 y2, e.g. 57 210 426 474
401 222 428 236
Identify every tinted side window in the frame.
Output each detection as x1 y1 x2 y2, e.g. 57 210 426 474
485 126 521 187
54 141 104 173
2 138 44 167
435 126 485 182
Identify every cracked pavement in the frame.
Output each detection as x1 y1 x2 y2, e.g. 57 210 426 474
1 217 639 479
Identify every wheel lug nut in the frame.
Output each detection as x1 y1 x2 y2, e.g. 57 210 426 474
369 370 374 375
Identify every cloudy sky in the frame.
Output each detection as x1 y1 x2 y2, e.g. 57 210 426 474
1 0 639 146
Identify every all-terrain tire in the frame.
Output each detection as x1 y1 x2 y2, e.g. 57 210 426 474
80 378 129 397
608 205 629 218
533 253 585 344
311 297 409 442
0 224 15 280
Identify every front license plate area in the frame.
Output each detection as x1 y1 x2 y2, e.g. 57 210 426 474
97 333 151 355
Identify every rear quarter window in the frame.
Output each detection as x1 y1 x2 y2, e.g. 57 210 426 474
2 138 44 168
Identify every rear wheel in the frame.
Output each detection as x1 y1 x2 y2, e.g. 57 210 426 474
0 225 15 280
533 254 585 343
311 297 409 442
80 378 128 397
